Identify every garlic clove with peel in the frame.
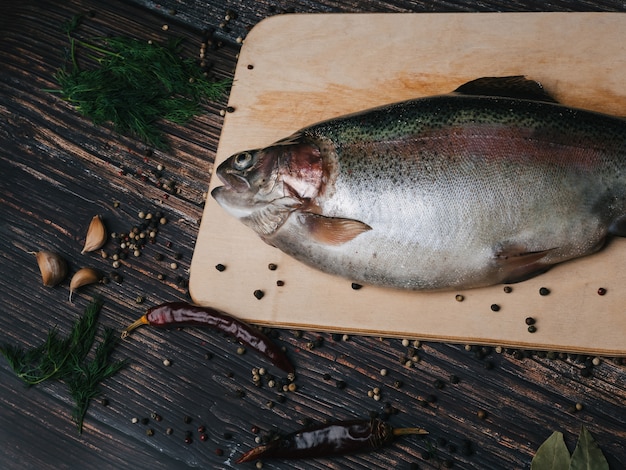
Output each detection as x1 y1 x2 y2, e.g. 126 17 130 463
81 215 107 254
69 267 102 302
32 251 68 287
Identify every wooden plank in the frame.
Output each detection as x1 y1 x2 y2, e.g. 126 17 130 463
190 13 626 355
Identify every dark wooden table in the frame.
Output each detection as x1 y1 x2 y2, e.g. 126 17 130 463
1 1 625 469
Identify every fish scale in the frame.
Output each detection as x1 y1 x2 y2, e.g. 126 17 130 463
212 77 626 290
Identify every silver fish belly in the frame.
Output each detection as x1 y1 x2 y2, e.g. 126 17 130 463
212 77 626 290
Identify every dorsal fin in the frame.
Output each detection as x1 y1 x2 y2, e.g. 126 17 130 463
453 76 559 103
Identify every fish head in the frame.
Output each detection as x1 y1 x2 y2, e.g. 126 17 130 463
211 138 324 236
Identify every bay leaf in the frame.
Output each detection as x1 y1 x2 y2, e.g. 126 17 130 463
530 431 571 470
569 426 609 470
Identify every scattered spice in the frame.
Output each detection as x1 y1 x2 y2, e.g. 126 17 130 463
539 287 551 296
455 294 464 302
597 287 607 296
351 283 363 290
253 289 265 300
215 263 226 272
236 419 428 463
121 302 295 373
527 325 537 333
503 286 513 293
268 263 277 270
490 304 500 312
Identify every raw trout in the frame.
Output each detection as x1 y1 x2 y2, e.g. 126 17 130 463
211 77 626 290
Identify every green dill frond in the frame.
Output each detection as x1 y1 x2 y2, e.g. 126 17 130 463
50 21 231 149
0 298 127 434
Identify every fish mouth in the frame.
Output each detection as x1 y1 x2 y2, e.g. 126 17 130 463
215 165 251 192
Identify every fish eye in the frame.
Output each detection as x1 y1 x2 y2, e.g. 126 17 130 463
233 152 253 170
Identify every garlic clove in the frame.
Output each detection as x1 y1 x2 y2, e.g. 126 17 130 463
32 251 68 287
81 215 107 254
69 267 102 302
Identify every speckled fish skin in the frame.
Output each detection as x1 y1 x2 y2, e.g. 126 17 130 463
211 77 626 290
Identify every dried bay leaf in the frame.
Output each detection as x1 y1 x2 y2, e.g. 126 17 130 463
570 426 609 470
531 431 571 470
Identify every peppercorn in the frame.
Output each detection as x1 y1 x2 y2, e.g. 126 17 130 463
503 286 512 293
253 289 265 299
276 280 285 286
539 287 550 296
268 263 277 270
351 282 362 290
527 325 537 333
525 317 536 325
597 287 607 295
490 304 500 312
455 294 464 302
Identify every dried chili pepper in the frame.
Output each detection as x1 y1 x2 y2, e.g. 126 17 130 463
121 302 294 374
236 418 427 463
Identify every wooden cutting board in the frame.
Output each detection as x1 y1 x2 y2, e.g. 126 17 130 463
189 13 626 356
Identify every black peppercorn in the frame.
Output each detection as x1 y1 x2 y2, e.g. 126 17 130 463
351 282 362 290
253 289 264 299
525 317 536 325
490 304 500 312
539 287 550 296
215 263 226 272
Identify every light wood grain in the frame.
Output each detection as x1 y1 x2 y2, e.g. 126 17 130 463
190 13 626 355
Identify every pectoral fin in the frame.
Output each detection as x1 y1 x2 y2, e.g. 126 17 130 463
299 213 372 245
495 245 554 284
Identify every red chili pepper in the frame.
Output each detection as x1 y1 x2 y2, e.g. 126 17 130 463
121 302 294 374
236 418 427 463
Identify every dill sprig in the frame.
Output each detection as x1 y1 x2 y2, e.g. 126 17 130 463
50 15 230 149
0 298 127 433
